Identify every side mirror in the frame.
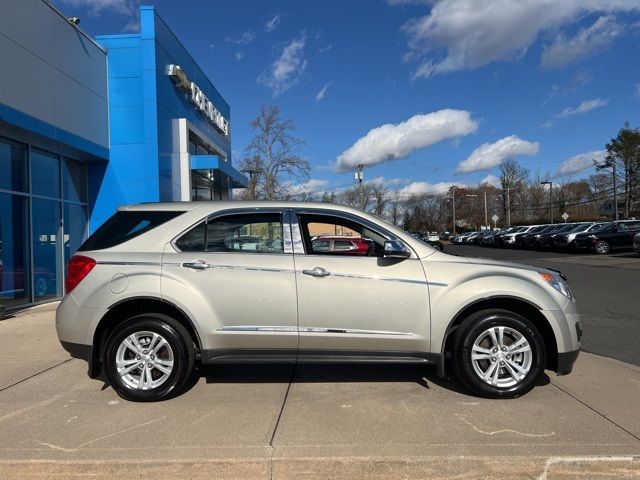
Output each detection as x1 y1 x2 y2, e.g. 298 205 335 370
383 240 411 259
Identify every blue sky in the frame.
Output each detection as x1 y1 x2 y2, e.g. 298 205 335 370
55 0 640 197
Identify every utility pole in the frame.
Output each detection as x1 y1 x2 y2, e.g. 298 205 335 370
355 164 364 184
504 187 511 227
612 160 619 221
451 185 458 235
540 181 553 224
484 191 488 228
466 194 478 230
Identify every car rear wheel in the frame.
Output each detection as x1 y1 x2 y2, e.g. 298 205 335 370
104 314 195 402
454 309 546 398
594 241 610 255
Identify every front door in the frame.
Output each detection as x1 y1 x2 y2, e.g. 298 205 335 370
292 210 430 358
162 209 299 361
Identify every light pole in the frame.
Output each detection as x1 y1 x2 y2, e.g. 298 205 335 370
466 194 478 230
483 191 488 228
541 181 553 224
451 185 458 235
502 187 511 226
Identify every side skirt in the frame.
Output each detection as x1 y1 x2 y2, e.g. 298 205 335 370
202 349 432 365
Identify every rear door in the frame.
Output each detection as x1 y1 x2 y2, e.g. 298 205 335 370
161 208 299 361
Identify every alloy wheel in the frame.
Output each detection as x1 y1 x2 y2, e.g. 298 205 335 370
115 330 174 390
470 326 532 388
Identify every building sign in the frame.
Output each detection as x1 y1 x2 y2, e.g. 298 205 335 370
167 64 229 136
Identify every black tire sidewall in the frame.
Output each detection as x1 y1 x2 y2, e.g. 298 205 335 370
104 314 193 402
454 309 546 399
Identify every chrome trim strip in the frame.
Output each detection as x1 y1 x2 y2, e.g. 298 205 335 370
300 327 413 336
427 281 449 287
304 270 427 285
163 262 293 273
97 261 161 266
216 326 298 333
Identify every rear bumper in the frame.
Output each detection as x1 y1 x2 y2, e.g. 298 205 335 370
59 340 100 378
556 349 580 375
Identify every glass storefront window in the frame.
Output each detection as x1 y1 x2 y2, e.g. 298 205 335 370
32 198 61 300
63 203 88 268
0 136 28 192
62 158 87 202
0 193 31 308
32 148 60 199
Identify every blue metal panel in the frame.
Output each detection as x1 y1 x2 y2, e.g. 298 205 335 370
191 155 249 188
0 103 108 160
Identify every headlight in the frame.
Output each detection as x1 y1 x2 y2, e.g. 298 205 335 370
539 271 572 299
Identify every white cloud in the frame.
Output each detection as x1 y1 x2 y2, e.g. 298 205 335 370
558 98 608 117
315 83 331 102
318 44 333 54
387 0 430 5
541 16 621 69
540 120 554 128
635 82 640 97
235 51 244 61
258 37 307 96
556 150 607 176
399 181 461 197
225 30 256 45
480 174 501 188
287 179 329 196
265 15 281 33
58 0 132 15
456 135 539 174
402 0 640 79
334 109 479 172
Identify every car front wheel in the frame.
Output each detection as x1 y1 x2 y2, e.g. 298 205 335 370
454 309 546 398
104 314 195 402
594 241 610 255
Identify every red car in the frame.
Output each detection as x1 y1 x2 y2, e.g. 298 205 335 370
311 236 373 255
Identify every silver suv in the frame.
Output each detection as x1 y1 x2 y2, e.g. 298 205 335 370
56 202 581 401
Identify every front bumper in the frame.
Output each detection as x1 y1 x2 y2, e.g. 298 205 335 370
557 349 580 375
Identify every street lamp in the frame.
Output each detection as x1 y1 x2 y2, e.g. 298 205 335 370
540 181 553 224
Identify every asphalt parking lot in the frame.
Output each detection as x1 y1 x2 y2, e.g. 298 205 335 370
1 296 640 479
446 244 640 367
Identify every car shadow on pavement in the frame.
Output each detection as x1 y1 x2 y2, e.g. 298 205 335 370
187 363 545 398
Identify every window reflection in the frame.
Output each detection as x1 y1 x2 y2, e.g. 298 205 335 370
32 148 60 199
0 194 31 307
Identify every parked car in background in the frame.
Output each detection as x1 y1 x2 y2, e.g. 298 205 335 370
311 236 373 256
514 225 546 248
537 223 580 249
574 220 640 254
554 223 605 250
56 201 581 401
451 232 473 244
427 232 440 242
634 232 640 255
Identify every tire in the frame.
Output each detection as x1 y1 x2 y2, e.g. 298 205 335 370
453 309 546 399
104 314 196 402
594 241 610 255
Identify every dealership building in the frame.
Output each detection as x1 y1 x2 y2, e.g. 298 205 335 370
0 1 247 309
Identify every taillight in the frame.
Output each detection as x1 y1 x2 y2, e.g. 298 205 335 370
65 255 96 294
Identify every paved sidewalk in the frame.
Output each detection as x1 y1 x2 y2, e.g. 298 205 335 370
0 303 639 479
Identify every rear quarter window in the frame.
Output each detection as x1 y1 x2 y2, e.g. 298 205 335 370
79 210 184 251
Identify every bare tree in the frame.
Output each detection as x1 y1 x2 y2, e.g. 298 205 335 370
388 190 403 226
499 159 530 224
371 184 389 218
238 105 309 200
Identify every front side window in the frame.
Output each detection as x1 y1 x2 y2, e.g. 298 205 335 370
299 214 386 256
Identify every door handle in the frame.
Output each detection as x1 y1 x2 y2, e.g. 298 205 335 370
182 260 211 270
302 267 330 278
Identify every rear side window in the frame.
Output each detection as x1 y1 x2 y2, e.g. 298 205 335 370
79 211 183 251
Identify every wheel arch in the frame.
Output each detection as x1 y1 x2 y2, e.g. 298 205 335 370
89 296 202 378
437 296 558 378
